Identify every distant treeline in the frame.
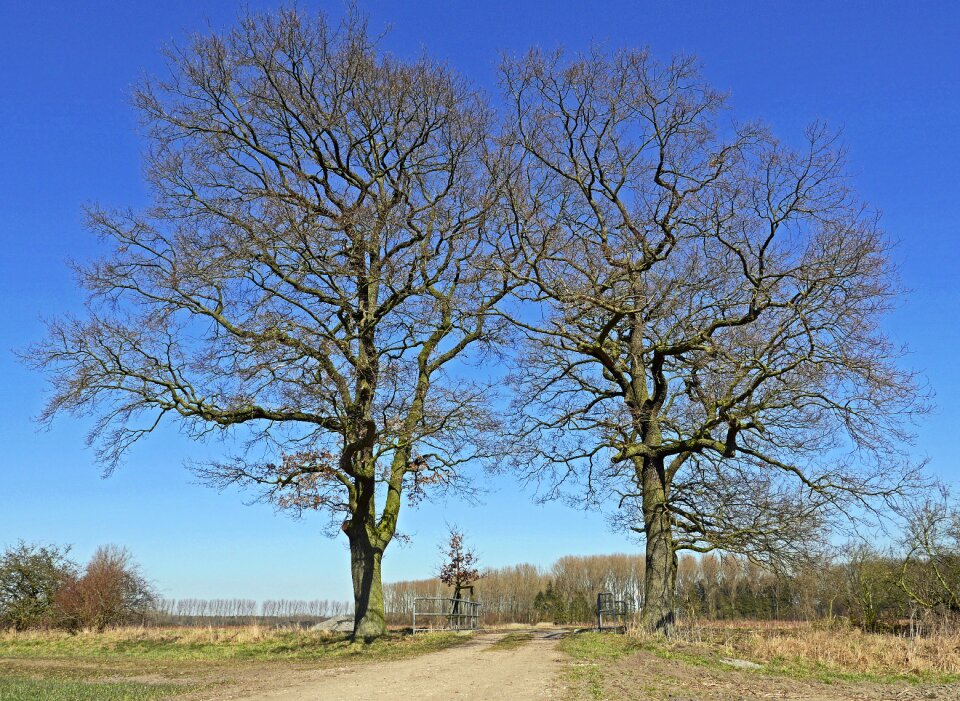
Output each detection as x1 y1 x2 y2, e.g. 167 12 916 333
6 541 957 633
386 547 960 633
385 554 644 625
677 547 959 633
152 598 352 625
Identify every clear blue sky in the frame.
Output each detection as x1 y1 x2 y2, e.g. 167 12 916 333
1 1 958 602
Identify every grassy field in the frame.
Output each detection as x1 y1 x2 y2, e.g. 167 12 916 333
560 621 960 701
7 621 960 700
0 626 471 700
0 677 184 701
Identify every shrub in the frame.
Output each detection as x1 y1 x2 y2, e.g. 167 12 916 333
56 545 155 631
0 542 76 630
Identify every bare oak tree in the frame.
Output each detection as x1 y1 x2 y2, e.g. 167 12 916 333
27 9 510 639
500 48 927 632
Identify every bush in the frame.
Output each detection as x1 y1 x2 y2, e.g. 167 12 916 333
56 546 156 632
0 542 76 630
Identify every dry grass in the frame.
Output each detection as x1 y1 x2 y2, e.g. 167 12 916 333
0 624 469 662
1 624 278 646
0 625 473 699
737 625 960 677
628 619 960 681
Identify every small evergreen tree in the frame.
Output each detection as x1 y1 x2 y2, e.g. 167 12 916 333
533 590 548 622
569 591 591 624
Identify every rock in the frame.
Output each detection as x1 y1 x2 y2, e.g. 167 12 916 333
312 615 355 632
719 657 763 670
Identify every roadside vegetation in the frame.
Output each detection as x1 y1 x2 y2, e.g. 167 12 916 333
560 622 960 701
0 626 470 700
0 543 154 633
0 626 467 662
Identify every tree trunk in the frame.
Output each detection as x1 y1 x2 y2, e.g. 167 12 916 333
348 531 386 640
640 459 677 634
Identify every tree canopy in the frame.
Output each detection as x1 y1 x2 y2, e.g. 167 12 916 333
499 47 927 630
28 8 929 637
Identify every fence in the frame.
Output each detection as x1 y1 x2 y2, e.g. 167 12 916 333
412 597 481 632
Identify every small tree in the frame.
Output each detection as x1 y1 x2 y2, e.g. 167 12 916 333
842 542 902 631
569 591 591 624
533 589 549 622
56 545 156 632
0 542 75 630
898 488 960 617
438 527 480 614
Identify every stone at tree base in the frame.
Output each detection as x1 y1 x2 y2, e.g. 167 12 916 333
312 615 355 632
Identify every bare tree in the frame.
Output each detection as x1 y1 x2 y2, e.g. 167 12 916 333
898 486 960 615
437 526 481 610
56 545 156 632
500 47 928 632
27 8 511 639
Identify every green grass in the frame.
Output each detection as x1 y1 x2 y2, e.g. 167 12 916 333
486 633 533 651
559 633 639 699
0 677 184 701
566 661 604 699
558 632 639 663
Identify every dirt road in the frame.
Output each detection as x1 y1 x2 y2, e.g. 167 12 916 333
229 630 567 701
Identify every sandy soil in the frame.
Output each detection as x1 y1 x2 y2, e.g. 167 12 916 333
224 630 567 701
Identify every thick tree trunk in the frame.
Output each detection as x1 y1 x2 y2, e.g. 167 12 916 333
640 459 677 634
348 531 386 640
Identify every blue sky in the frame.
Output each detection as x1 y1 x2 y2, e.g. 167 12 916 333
1 0 958 602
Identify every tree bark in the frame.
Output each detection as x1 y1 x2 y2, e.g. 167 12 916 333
640 458 677 634
348 530 386 640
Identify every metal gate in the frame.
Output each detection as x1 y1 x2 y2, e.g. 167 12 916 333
596 592 628 632
412 597 481 632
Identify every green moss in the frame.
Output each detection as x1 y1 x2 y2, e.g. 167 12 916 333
559 633 640 699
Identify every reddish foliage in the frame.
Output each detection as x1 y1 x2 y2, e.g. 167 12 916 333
437 528 480 594
268 451 343 512
55 545 154 631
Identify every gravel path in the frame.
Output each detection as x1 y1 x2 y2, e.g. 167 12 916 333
229 630 567 701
